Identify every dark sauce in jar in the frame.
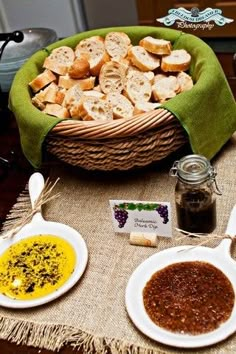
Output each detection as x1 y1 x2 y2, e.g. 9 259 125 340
143 261 235 335
176 190 216 233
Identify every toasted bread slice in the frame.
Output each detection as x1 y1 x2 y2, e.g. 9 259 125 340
152 75 180 102
128 46 160 72
124 71 152 104
106 92 134 119
29 69 57 93
161 49 191 72
99 61 127 94
105 31 131 59
139 36 172 55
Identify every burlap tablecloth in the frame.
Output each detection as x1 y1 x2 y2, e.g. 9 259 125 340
1 135 236 353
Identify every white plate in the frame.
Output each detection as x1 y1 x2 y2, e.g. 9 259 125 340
0 221 88 309
0 172 88 309
125 240 236 348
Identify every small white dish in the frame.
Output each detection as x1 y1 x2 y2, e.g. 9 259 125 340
0 173 88 309
126 206 236 348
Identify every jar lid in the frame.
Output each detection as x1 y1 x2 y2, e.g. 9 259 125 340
171 154 213 183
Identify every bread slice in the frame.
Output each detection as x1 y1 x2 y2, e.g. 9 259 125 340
73 96 113 121
76 36 110 76
43 46 75 75
152 76 180 102
99 61 127 94
161 49 191 72
139 36 172 55
62 83 84 112
68 57 90 79
124 71 152 104
127 65 154 83
43 103 70 118
58 75 95 90
83 90 105 98
29 69 57 93
105 31 131 59
177 71 193 92
106 92 134 119
153 73 168 84
41 82 65 105
134 101 161 115
128 46 160 72
32 96 46 110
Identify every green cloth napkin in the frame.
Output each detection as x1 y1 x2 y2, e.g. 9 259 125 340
9 26 236 168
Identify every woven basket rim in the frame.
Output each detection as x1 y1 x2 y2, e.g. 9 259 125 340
50 108 176 140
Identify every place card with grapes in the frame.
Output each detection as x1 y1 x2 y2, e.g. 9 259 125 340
109 200 172 237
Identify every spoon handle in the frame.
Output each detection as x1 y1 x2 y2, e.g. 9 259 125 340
28 172 45 222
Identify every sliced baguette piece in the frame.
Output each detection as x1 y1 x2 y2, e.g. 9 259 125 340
128 46 160 72
73 96 113 121
152 75 180 102
99 61 127 94
161 49 191 72
176 71 193 92
76 36 110 76
68 57 90 79
83 90 105 98
153 73 168 84
43 103 70 118
106 92 134 119
62 83 84 111
58 75 95 90
29 69 57 93
139 36 172 55
43 82 65 105
43 46 75 75
127 65 154 83
32 96 46 110
105 31 131 59
134 101 161 115
124 71 152 104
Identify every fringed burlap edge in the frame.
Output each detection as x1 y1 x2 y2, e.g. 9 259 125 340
0 316 168 354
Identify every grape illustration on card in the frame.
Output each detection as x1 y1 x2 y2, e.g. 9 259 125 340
110 200 172 237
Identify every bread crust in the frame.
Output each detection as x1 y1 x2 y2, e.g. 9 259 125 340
68 57 90 79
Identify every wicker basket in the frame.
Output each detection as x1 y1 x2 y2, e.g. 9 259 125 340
46 108 187 171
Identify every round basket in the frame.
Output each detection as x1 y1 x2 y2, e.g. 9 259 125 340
46 108 187 171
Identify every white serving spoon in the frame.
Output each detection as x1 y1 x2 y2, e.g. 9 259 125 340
126 205 236 348
0 172 88 309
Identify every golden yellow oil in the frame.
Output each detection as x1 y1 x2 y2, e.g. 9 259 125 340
0 234 76 300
